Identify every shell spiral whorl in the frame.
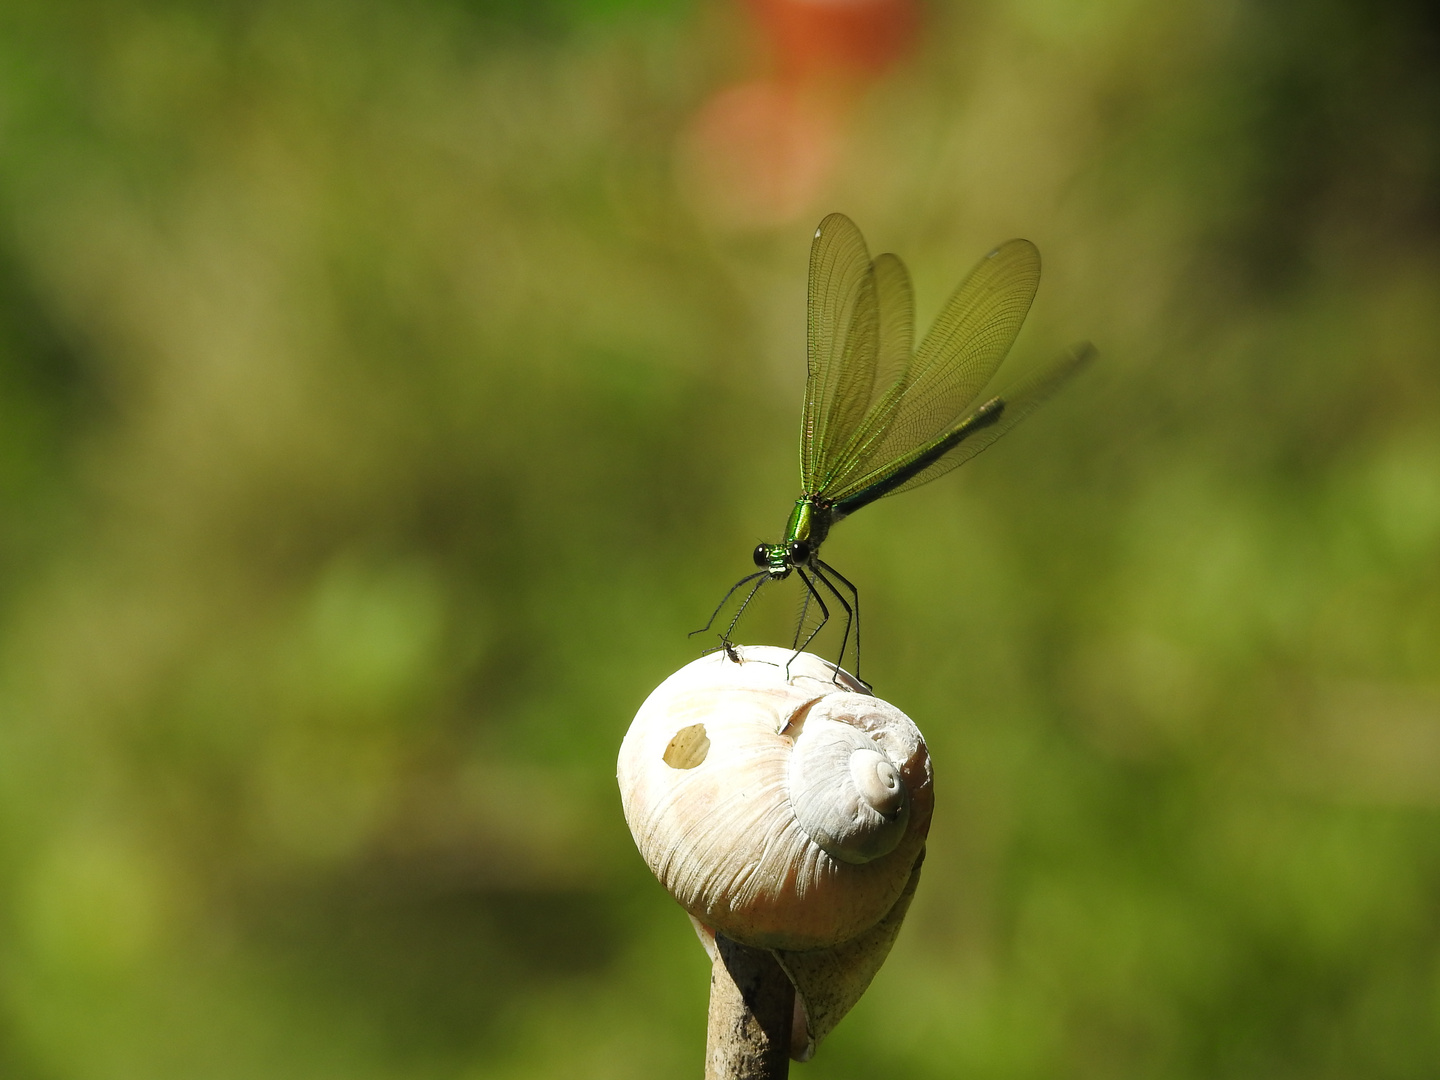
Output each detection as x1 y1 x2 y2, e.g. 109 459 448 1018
788 716 911 865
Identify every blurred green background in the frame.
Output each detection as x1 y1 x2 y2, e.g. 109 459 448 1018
1 0 1439 1076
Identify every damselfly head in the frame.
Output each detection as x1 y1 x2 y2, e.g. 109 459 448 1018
753 543 795 577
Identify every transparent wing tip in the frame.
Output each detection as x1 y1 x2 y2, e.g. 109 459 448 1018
985 238 1036 260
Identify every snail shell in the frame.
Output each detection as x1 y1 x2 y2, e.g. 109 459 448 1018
618 646 932 1055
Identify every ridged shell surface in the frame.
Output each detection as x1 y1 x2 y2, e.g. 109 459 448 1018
617 646 932 951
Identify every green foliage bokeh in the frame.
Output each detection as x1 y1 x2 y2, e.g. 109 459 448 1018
1 1 1439 1077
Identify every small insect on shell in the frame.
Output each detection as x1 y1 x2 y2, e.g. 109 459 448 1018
617 646 932 952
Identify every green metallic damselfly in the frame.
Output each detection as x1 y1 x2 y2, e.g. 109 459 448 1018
694 213 1094 686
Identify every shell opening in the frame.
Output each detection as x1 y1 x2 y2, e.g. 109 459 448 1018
663 724 710 769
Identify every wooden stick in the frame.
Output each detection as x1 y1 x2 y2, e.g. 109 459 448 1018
705 933 794 1080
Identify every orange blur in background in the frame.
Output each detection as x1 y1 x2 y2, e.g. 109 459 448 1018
680 0 920 226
